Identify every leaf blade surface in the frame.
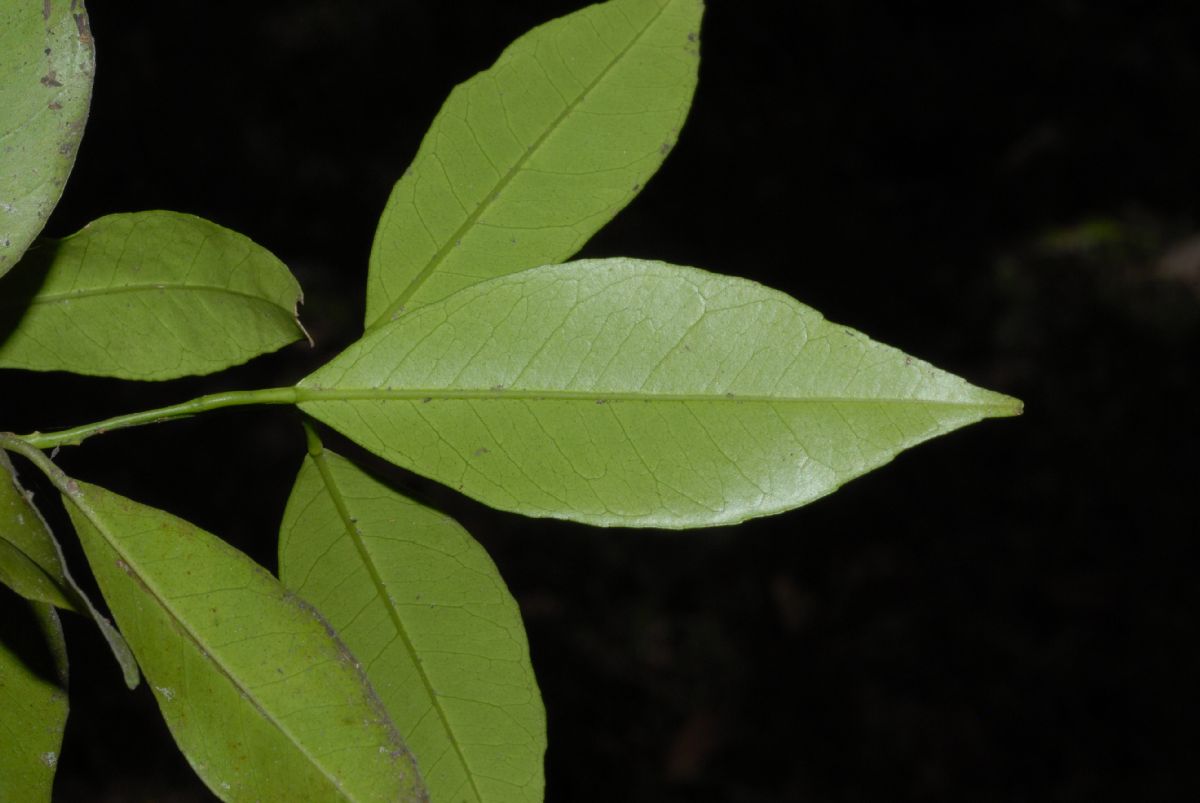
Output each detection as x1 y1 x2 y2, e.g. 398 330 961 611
0 0 94 277
366 0 703 325
0 451 74 610
301 259 1021 528
0 450 139 687
0 211 306 380
0 595 69 803
280 446 545 803
65 480 427 802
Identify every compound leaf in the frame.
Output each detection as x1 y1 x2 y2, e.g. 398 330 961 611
300 259 1022 528
0 0 94 278
64 480 427 802
0 595 69 803
0 211 307 380
365 0 703 326
280 443 545 803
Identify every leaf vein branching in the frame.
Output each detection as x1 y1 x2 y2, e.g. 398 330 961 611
59 493 350 795
304 428 485 803
371 0 675 326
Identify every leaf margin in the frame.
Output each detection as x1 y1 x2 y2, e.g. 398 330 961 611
365 0 705 326
0 210 309 381
302 257 1022 528
279 430 546 803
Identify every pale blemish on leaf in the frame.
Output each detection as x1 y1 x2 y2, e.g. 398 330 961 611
0 0 95 277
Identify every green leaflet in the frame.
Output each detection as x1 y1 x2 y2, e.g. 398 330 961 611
0 595 69 803
0 0 94 278
365 0 703 326
0 451 74 610
300 258 1022 528
0 211 307 380
64 480 427 802
0 449 139 688
279 443 546 803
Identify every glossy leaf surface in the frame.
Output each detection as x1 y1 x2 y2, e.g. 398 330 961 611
280 445 545 803
0 211 306 380
365 0 703 326
0 595 69 803
0 451 74 610
301 259 1022 528
0 0 94 277
65 481 427 802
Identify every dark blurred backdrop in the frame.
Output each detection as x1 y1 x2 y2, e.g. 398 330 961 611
6 0 1199 800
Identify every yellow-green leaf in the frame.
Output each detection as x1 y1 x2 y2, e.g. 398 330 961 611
0 0 94 277
300 259 1022 528
0 451 74 610
280 444 545 803
366 0 703 326
0 211 307 380
65 480 427 802
0 449 139 688
0 594 69 803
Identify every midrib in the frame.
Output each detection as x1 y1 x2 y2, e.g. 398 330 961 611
295 386 1019 413
370 0 675 327
12 283 283 307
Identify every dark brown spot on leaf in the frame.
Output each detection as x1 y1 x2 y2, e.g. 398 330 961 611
73 12 92 45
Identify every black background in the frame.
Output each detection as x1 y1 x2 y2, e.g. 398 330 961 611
5 0 1199 800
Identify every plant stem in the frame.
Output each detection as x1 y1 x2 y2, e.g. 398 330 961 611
16 387 300 449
